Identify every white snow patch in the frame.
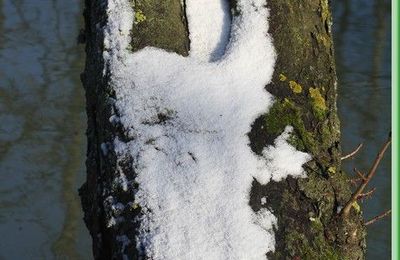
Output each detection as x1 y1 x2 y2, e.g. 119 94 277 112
107 216 117 228
103 0 311 259
261 197 267 206
254 208 277 234
186 0 231 61
256 126 311 184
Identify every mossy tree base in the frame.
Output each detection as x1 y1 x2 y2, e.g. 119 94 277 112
80 0 366 259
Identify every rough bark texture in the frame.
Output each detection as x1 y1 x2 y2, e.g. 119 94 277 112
248 1 366 259
80 0 366 259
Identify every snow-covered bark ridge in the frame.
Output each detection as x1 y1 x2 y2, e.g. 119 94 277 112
103 0 311 259
185 0 231 61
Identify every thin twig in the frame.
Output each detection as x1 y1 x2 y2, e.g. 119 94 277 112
342 135 391 217
348 177 362 185
357 187 376 201
354 168 367 181
341 143 363 160
365 209 391 226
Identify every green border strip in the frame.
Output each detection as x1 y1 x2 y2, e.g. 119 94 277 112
392 0 399 258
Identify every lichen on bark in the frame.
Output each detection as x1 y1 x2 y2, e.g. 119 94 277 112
80 0 366 259
248 0 366 259
129 0 190 55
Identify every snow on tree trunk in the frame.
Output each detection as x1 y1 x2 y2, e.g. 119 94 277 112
80 0 366 259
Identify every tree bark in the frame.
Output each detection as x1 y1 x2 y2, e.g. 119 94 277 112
80 0 366 259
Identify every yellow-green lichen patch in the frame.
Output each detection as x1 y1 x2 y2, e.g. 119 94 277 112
288 80 302 94
317 33 330 48
319 0 332 34
258 0 363 258
327 166 336 175
131 203 139 210
352 201 361 213
134 9 146 24
320 0 329 17
279 73 287 81
309 87 327 119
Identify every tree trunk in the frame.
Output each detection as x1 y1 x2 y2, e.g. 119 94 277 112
80 0 365 259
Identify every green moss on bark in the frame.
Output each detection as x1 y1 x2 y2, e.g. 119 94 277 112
82 0 367 258
129 0 189 55
249 0 366 259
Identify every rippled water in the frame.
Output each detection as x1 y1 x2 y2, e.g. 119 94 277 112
333 0 391 259
0 0 391 259
0 0 91 259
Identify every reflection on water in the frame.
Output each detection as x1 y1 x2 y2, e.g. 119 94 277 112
0 0 91 259
333 0 391 259
0 0 391 259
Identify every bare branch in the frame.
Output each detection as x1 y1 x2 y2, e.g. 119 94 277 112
357 188 376 201
348 177 362 186
354 168 367 181
341 143 363 160
365 209 391 226
342 135 391 218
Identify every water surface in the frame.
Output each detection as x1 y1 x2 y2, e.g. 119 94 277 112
333 0 391 259
0 0 91 259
